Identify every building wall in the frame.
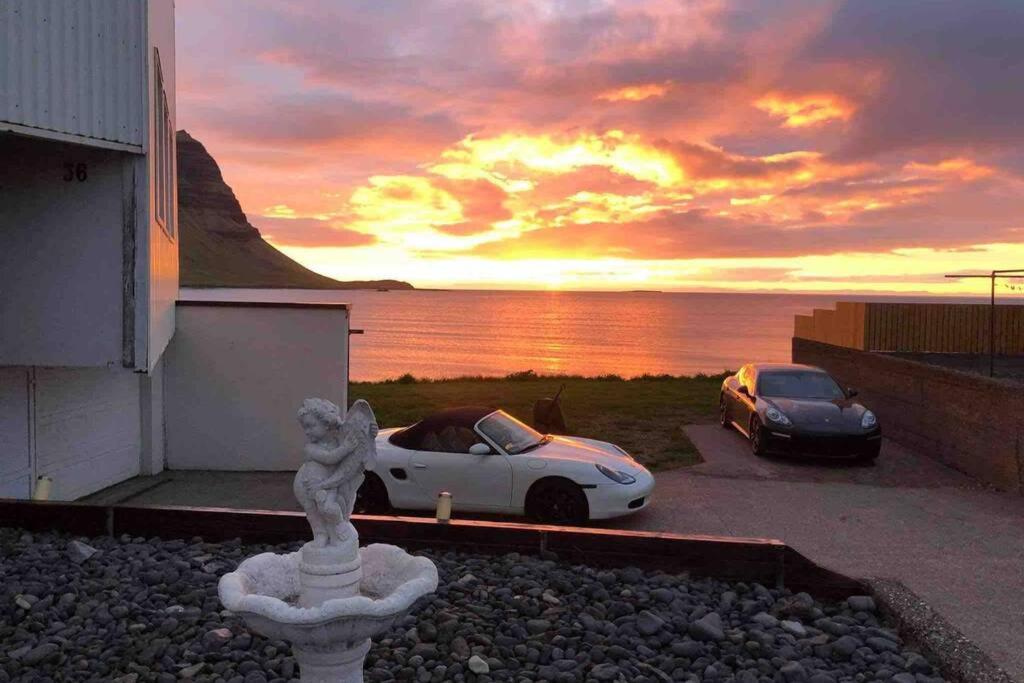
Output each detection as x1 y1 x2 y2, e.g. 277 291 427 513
0 0 146 149
140 0 178 371
793 337 1024 494
34 367 141 500
164 303 350 471
0 368 31 498
0 135 128 367
0 0 182 369
0 0 175 500
139 356 165 475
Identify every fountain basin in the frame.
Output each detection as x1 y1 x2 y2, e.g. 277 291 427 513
219 543 438 681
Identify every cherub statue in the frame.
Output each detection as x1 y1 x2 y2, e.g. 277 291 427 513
293 398 378 547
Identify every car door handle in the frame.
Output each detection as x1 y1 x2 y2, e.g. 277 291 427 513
413 463 427 469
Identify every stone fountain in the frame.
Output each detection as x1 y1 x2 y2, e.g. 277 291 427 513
219 399 438 682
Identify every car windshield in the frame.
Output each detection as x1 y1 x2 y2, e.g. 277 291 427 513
758 371 845 400
476 410 546 454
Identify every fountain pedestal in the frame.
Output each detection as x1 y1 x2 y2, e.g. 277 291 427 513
293 640 371 683
299 533 361 607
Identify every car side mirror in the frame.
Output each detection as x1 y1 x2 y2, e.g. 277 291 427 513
469 443 492 455
846 387 858 398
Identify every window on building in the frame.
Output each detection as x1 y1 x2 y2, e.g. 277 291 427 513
153 49 174 238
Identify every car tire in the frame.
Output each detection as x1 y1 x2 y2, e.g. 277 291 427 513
749 416 769 457
526 478 589 525
719 395 731 429
353 472 391 515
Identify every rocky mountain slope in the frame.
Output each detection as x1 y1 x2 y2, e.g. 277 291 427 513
176 130 411 290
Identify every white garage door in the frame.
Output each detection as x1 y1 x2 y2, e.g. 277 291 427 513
34 367 140 500
0 368 31 498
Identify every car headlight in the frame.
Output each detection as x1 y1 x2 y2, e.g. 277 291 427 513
595 464 636 484
861 410 877 429
765 407 792 426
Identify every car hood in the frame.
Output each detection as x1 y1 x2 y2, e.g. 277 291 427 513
528 436 648 474
764 397 869 431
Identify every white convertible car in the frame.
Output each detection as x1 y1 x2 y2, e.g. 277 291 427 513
355 406 655 524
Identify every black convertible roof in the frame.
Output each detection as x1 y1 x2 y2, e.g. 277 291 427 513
388 406 496 449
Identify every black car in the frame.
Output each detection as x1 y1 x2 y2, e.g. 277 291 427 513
719 363 881 461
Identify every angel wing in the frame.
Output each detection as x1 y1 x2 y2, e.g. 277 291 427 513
345 399 379 472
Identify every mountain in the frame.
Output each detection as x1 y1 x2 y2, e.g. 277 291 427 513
176 130 412 290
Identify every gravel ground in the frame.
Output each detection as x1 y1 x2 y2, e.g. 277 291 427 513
0 528 945 683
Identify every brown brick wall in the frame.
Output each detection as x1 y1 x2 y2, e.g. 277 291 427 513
793 337 1024 494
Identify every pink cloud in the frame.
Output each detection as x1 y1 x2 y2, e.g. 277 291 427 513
249 216 376 248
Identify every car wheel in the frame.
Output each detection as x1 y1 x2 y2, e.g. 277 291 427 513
526 479 589 525
749 416 768 457
719 395 731 429
353 472 391 515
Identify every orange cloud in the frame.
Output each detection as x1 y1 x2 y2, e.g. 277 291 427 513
437 131 684 187
597 83 670 102
755 93 854 127
904 158 995 181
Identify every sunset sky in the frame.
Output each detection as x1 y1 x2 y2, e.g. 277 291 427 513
176 1 1024 294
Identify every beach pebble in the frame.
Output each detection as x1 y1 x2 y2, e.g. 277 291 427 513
847 595 876 612
67 539 98 563
0 525 945 683
468 654 489 674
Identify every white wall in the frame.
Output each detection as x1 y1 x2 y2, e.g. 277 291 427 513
140 0 179 371
34 367 141 500
164 303 350 470
139 356 165 475
0 368 31 498
0 136 128 367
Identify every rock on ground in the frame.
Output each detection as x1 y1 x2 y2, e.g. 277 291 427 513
0 527 946 683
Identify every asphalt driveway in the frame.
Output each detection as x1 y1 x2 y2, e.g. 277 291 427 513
615 425 1024 681
85 425 1024 679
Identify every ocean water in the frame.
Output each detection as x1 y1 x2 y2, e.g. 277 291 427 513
180 288 986 381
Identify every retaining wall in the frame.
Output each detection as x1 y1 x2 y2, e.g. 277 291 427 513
0 500 862 600
793 337 1024 494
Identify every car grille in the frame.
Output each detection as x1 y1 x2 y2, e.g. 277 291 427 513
788 433 873 457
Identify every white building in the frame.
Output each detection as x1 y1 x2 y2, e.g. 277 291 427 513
0 0 178 500
0 1 350 500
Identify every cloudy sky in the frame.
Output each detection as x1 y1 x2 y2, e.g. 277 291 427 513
176 0 1024 293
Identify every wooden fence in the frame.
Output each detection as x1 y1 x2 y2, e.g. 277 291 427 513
794 302 1024 353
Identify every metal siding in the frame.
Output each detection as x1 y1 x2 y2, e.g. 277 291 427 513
34 367 141 501
0 0 145 146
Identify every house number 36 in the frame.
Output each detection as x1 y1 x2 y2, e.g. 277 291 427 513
63 163 88 182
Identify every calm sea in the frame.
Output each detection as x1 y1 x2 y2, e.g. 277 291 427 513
180 288 987 381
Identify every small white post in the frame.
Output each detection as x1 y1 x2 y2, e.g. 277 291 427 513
436 491 452 523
